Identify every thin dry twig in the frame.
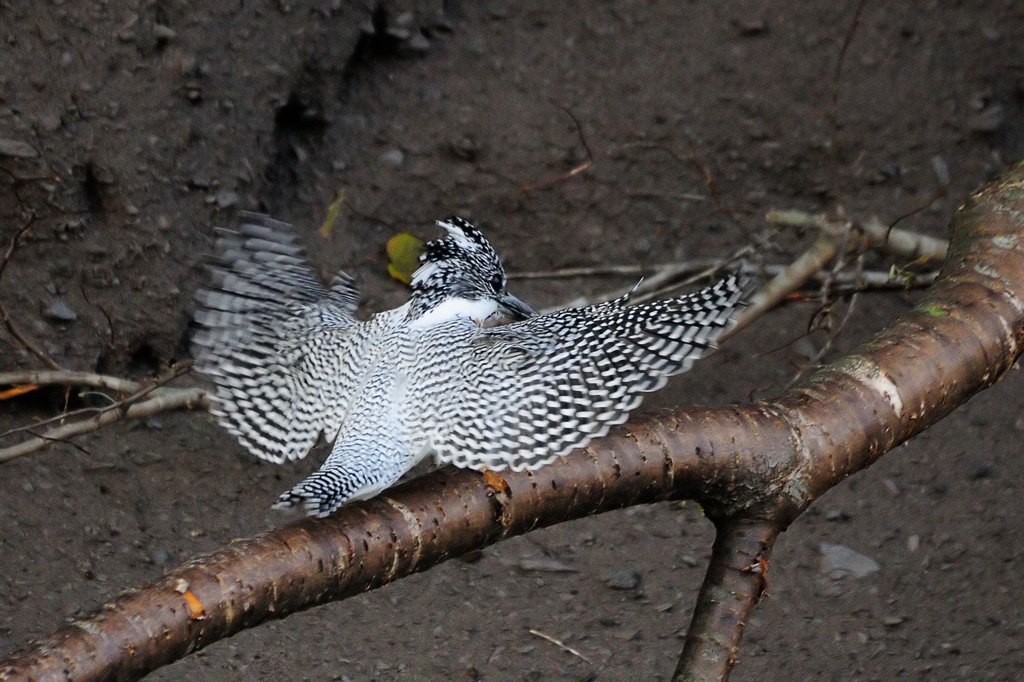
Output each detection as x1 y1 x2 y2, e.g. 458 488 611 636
826 0 868 203
766 209 948 262
0 218 60 369
0 370 142 394
530 235 933 321
625 189 710 204
783 291 862 391
513 261 935 291
521 103 594 192
528 629 594 665
733 234 837 335
0 386 208 462
621 142 744 229
0 367 209 463
543 246 755 314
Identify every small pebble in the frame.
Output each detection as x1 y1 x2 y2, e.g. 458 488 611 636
380 148 405 166
43 300 78 322
0 633 14 658
680 555 699 567
968 104 1004 133
733 18 768 36
36 112 62 132
152 24 177 41
404 32 431 54
385 26 411 41
517 557 576 573
605 568 642 591
883 478 901 497
0 138 39 159
826 508 851 521
449 136 479 161
214 189 239 208
818 542 880 579
931 155 951 186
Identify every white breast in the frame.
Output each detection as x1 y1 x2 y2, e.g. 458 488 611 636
409 297 498 328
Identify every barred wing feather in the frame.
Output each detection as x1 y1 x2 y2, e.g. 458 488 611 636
192 213 362 464
430 274 748 472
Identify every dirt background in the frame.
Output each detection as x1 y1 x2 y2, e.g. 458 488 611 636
2 2 1023 680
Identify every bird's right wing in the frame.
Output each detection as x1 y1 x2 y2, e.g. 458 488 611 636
428 273 749 472
192 213 363 463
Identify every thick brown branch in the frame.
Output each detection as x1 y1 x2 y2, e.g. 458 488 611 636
674 518 780 682
1 169 1022 681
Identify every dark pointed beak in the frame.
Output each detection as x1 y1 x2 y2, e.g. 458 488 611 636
498 292 536 321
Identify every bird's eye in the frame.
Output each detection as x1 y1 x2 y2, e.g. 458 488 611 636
490 274 504 292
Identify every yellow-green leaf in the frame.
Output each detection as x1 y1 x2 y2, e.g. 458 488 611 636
386 232 425 285
319 190 346 236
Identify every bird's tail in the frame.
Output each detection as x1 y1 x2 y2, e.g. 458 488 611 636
273 443 410 517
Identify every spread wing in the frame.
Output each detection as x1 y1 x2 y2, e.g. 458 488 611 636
427 273 749 472
192 212 363 463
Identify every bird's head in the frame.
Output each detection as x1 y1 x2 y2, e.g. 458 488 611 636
408 217 535 326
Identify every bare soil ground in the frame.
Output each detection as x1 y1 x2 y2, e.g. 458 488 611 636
1 2 1023 680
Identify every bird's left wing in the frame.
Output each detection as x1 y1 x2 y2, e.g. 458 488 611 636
427 273 749 472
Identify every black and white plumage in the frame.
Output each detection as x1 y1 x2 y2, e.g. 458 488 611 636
192 213 749 517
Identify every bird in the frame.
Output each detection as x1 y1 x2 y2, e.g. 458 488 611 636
192 212 749 517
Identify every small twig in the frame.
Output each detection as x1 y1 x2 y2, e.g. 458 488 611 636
827 0 868 202
521 103 594 192
621 143 745 230
341 198 394 228
532 253 933 324
625 189 710 204
78 276 115 348
787 248 868 387
766 209 948 262
0 386 208 463
0 366 208 462
545 247 755 314
513 261 935 291
0 218 61 369
784 291 862 391
0 370 142 394
528 629 593 665
731 234 837 337
116 362 196 407
511 263 654 280
882 186 950 244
